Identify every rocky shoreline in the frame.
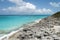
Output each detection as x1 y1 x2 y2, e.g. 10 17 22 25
0 12 60 40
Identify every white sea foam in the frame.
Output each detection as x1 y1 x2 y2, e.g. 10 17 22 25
0 27 24 40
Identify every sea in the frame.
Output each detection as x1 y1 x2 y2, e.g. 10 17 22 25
0 15 49 32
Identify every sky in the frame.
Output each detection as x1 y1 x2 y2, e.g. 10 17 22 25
0 0 60 15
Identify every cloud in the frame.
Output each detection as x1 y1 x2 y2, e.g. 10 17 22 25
50 2 60 7
1 0 52 15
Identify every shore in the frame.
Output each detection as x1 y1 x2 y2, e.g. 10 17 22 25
0 12 60 40
0 19 41 40
7 16 60 40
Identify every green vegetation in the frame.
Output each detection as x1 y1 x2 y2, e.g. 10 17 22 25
52 11 60 18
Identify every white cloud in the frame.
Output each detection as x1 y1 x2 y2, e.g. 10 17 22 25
50 2 60 7
1 0 52 15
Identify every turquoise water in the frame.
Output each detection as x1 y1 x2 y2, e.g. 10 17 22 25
0 15 48 31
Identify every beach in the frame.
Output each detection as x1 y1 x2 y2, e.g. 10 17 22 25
7 14 60 40
0 16 60 40
0 12 60 40
0 19 41 40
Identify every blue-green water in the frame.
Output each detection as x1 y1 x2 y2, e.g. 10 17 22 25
0 15 48 31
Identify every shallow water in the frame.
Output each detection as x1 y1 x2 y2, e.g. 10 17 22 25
0 15 48 31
